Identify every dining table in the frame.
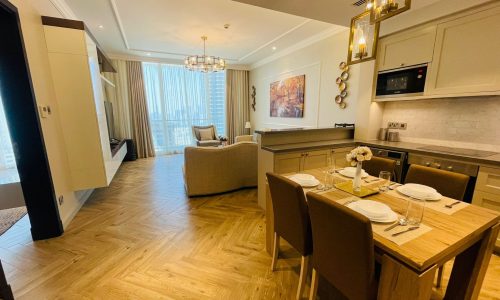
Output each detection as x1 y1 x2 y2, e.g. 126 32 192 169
264 167 500 300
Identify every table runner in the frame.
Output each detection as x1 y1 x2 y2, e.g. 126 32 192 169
336 196 433 246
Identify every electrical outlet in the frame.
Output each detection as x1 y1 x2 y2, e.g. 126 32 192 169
387 122 399 129
58 195 64 205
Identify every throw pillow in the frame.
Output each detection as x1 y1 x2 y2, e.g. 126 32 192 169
199 128 214 141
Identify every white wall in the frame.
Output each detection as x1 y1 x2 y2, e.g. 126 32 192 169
8 0 92 228
249 29 359 130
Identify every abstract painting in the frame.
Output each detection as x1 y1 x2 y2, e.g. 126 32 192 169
270 75 305 118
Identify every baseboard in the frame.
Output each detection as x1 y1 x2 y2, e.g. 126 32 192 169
61 189 94 229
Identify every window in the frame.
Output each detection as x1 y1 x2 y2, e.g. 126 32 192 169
0 94 17 171
142 63 226 154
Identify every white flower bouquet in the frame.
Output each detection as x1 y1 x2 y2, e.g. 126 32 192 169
346 146 373 166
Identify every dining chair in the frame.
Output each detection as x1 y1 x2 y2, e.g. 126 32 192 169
404 164 470 287
363 157 397 181
306 192 377 300
266 172 313 300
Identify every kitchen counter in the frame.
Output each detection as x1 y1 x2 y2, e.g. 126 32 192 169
259 138 500 167
254 126 353 135
359 140 500 168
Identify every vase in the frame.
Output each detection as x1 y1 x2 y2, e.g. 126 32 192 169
353 162 362 193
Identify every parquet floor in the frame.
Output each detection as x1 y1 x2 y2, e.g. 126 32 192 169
0 155 499 299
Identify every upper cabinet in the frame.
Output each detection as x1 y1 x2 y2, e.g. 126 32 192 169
374 2 500 101
426 6 500 95
377 26 436 72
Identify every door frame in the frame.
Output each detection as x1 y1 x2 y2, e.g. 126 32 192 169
0 0 63 240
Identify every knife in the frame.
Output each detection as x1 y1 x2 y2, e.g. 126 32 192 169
391 226 420 237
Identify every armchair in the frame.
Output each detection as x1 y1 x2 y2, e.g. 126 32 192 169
192 125 222 147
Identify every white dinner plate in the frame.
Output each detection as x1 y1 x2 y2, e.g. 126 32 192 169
352 200 392 219
338 167 369 178
288 175 320 187
347 202 398 223
396 184 442 201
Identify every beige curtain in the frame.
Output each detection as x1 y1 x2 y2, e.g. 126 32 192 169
103 60 132 139
226 69 250 144
126 61 155 158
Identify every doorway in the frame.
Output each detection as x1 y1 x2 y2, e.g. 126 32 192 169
0 0 63 240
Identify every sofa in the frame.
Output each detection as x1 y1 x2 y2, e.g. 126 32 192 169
184 141 257 196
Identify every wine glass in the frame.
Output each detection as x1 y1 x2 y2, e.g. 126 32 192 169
379 171 391 192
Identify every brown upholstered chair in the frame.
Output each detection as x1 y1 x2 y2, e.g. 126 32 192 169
307 192 377 300
266 172 312 300
404 164 470 287
192 125 222 147
363 157 397 181
405 164 469 201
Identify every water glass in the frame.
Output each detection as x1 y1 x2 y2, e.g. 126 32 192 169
405 197 425 226
320 157 333 190
379 171 391 191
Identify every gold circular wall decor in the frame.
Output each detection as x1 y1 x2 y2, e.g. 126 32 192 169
339 61 347 70
338 82 347 92
340 90 348 98
339 102 347 109
335 95 343 104
341 71 349 81
336 77 343 84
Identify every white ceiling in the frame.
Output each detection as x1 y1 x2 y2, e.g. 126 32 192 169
62 0 346 67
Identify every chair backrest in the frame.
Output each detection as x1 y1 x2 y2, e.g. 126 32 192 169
235 135 253 143
307 192 377 300
405 164 469 200
266 172 312 256
363 157 397 180
192 125 217 141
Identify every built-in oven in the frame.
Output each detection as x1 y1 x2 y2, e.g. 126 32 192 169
368 147 407 183
376 64 427 98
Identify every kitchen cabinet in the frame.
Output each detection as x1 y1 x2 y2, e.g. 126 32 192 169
44 21 125 191
377 26 436 72
274 148 351 174
472 166 500 250
426 6 500 95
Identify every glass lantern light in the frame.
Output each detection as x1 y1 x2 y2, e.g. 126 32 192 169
368 0 411 23
347 10 380 65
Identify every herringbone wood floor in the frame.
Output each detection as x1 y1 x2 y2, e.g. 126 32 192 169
0 155 499 299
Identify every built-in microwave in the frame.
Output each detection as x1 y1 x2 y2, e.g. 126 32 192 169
375 64 427 98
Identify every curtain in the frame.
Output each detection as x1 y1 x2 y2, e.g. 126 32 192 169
126 61 155 158
226 69 250 144
103 60 132 139
142 63 226 155
0 93 17 171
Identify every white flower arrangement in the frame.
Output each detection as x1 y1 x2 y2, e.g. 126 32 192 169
346 146 373 166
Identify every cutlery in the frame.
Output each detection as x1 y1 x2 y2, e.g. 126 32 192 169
445 201 462 209
384 217 408 232
364 178 381 183
388 183 402 190
392 226 420 237
343 199 358 206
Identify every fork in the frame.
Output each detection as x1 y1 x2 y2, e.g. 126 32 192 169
445 201 462 209
343 199 358 206
391 226 420 237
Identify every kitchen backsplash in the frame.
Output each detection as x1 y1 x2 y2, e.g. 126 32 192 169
382 96 500 151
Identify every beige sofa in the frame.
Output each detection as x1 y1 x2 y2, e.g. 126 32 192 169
184 141 257 196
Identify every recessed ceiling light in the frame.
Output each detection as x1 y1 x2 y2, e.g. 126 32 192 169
98 25 104 29
146 53 151 56
272 46 277 51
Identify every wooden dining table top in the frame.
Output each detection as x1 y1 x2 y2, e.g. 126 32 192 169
292 168 500 273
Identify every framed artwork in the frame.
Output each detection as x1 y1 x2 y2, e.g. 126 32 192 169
270 75 305 118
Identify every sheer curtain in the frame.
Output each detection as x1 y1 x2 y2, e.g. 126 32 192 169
142 63 226 155
0 94 17 174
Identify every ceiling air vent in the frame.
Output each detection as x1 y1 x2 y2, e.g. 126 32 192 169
352 0 367 6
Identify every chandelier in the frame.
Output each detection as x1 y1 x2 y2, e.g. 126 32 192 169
184 36 225 73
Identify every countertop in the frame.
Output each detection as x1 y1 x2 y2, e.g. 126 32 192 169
254 127 353 135
260 138 500 167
